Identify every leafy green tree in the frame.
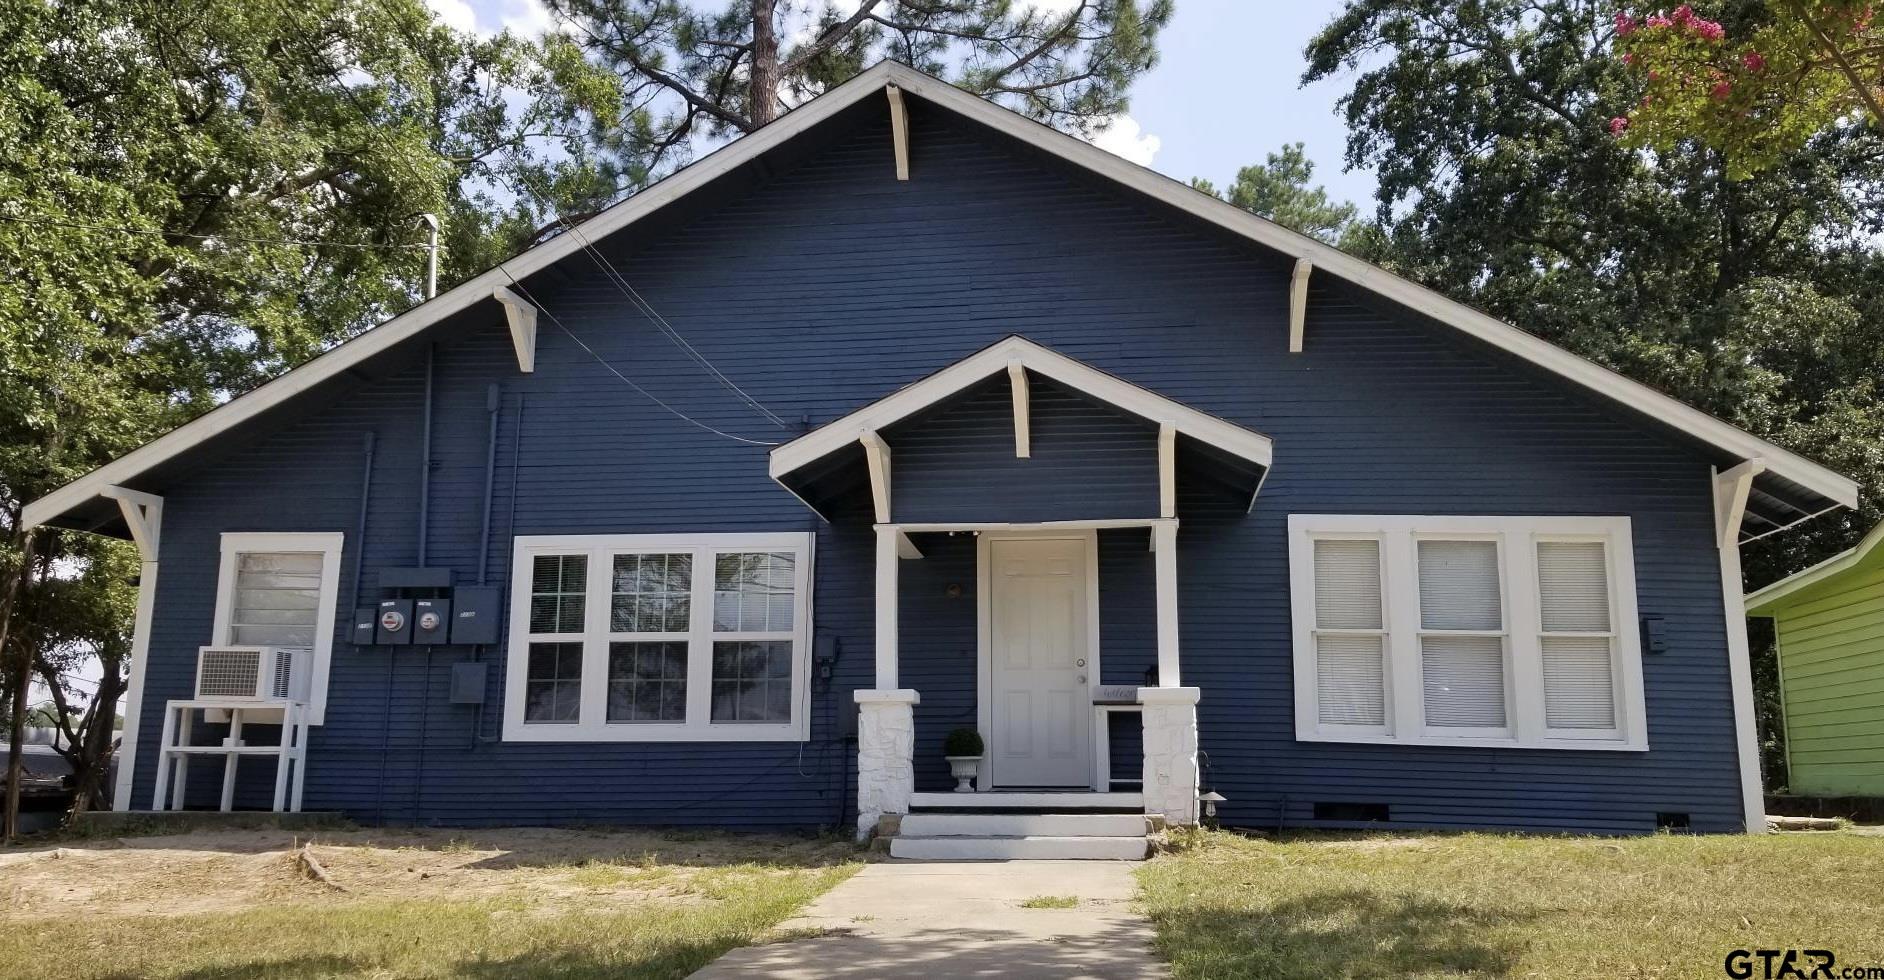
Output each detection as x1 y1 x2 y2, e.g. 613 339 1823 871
1615 1 1881 177
529 0 1173 233
1191 143 1369 247
1306 0 1884 788
0 0 602 834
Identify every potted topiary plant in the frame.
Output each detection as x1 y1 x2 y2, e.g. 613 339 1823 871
943 727 984 792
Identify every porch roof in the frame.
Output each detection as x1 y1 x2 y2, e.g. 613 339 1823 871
768 336 1273 521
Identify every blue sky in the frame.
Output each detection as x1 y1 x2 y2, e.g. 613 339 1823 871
433 0 1377 213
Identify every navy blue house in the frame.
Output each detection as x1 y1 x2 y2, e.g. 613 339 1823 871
26 62 1858 845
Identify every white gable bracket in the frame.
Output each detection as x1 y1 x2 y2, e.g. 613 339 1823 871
1008 362 1030 458
1715 459 1765 548
860 429 892 524
492 286 538 374
1288 259 1313 353
100 486 163 561
886 85 910 181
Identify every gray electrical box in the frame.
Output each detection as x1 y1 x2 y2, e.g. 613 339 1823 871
450 587 502 645
376 599 413 645
449 661 488 704
413 598 452 645
351 607 377 646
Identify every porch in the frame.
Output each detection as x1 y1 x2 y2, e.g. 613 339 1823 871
767 336 1273 840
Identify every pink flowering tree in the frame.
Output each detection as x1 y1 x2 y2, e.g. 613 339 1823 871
1614 2 1881 177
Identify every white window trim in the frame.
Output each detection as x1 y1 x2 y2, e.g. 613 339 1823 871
502 532 815 742
211 532 345 725
1289 515 1648 752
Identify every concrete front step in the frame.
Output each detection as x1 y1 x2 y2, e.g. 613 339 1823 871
900 812 1149 838
889 834 1150 861
907 791 1144 811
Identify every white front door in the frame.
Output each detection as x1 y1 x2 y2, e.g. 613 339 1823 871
986 536 1093 788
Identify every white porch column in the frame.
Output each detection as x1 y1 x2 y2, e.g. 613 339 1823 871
1140 686 1201 825
101 487 162 812
874 525 900 689
1153 520 1180 687
855 689 919 836
1714 461 1768 834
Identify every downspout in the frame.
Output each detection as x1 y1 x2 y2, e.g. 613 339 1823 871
478 384 500 586
417 345 434 566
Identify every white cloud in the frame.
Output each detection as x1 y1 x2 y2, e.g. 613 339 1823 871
497 0 555 38
1087 114 1160 167
425 0 479 34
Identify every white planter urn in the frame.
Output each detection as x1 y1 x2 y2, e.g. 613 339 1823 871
945 755 982 792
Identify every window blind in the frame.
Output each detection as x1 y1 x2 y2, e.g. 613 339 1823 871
1313 539 1386 726
230 552 325 648
1417 541 1507 728
1537 541 1618 731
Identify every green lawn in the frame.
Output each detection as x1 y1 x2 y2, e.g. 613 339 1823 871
1139 829 1884 980
0 828 858 980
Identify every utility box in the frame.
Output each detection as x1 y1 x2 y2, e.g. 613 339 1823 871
450 587 502 645
449 662 488 705
375 599 413 645
413 598 452 645
351 607 378 646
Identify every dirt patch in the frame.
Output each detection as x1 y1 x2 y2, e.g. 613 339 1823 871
0 826 853 921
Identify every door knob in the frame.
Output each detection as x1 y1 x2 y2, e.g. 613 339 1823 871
1077 674 1088 684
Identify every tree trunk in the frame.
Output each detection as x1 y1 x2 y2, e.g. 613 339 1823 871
3 528 41 842
749 0 781 128
66 651 125 816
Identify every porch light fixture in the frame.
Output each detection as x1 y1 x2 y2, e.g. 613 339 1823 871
1199 790 1227 826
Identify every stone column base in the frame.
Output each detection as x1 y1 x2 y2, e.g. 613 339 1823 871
855 689 920 838
1140 686 1201 826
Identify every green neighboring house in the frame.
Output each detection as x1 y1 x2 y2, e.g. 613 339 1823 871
1747 521 1884 797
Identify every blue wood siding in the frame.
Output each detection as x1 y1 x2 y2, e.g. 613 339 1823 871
127 100 1745 833
887 372 1159 524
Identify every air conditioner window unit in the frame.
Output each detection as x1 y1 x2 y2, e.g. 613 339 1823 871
196 646 309 703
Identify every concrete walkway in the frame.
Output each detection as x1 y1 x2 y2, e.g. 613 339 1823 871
690 860 1168 979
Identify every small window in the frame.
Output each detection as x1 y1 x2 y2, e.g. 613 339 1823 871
1289 516 1646 751
504 533 813 742
525 642 583 723
214 533 344 724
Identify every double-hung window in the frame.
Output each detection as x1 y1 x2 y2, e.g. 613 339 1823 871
504 533 813 741
1289 516 1646 750
211 532 345 724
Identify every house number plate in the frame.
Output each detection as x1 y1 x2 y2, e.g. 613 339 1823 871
1091 685 1141 705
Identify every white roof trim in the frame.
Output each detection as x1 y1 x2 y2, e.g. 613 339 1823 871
1745 519 1884 612
25 60 1857 531
768 335 1273 479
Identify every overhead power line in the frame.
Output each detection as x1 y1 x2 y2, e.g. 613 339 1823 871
498 272 783 447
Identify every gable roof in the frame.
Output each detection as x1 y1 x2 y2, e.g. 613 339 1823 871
1746 519 1884 613
768 335 1272 516
23 60 1859 537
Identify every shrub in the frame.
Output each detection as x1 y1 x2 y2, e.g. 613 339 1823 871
944 727 984 757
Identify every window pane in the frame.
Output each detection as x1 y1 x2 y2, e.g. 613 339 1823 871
1313 540 1382 630
1421 635 1507 728
611 553 691 632
1418 540 1502 630
529 555 587 633
1542 636 1618 730
1316 634 1385 726
524 642 582 723
1537 542 1611 632
231 552 324 649
709 640 792 722
714 553 796 632
607 641 687 722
